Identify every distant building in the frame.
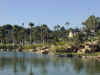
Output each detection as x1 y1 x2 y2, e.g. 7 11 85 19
68 31 74 38
68 28 80 38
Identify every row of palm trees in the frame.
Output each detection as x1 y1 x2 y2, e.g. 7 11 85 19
29 23 49 45
0 21 71 46
29 22 70 45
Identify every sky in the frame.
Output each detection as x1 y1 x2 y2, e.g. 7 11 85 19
0 0 100 29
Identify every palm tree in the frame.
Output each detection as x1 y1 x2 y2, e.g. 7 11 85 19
29 56 34 75
40 24 49 46
29 22 34 44
54 24 61 41
21 23 26 46
43 25 48 45
65 22 70 29
2 24 13 44
64 22 70 39
54 24 60 31
13 25 18 45
40 24 46 45
0 27 5 44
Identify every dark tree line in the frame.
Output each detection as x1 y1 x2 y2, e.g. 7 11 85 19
0 23 68 45
0 15 100 45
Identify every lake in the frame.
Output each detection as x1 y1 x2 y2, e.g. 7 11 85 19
0 52 100 75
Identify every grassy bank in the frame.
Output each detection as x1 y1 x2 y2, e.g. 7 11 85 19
0 40 100 57
0 44 18 49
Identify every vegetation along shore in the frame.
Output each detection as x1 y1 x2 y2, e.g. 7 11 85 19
0 15 100 57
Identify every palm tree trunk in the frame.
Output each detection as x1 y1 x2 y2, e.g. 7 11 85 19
30 27 32 45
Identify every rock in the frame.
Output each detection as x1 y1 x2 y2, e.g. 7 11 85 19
66 54 74 57
0 48 4 52
42 50 49 54
17 46 23 52
56 54 65 57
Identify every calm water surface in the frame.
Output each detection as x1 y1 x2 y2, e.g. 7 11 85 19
0 52 100 75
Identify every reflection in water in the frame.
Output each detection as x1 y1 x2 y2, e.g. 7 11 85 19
0 52 100 75
72 57 83 73
29 56 34 75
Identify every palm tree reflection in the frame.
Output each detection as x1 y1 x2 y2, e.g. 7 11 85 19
29 56 34 75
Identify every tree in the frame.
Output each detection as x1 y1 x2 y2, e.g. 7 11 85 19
13 25 19 44
64 22 70 39
0 27 5 44
2 24 13 43
54 24 61 41
82 15 100 34
54 24 60 31
65 22 70 28
40 24 49 45
60 26 66 40
29 22 34 44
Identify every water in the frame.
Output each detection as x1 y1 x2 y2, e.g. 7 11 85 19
0 52 100 75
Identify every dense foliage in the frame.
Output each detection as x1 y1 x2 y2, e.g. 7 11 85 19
0 15 100 48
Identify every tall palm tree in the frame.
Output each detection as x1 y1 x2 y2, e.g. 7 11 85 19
2 24 13 44
21 23 25 46
29 56 34 75
65 22 70 28
13 25 18 45
54 24 60 31
43 25 48 45
40 24 49 45
29 22 34 44
41 24 45 45
40 24 43 44
64 22 70 38
54 24 61 41
0 27 5 44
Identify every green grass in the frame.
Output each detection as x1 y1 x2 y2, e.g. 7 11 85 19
56 52 100 56
23 44 44 49
0 43 17 49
